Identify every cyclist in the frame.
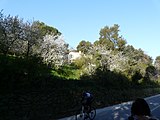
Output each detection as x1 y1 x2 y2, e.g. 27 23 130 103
81 91 94 113
128 98 158 120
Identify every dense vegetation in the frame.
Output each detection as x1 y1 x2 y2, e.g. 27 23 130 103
0 11 160 119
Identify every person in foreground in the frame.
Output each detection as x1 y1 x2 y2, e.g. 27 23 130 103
128 98 159 120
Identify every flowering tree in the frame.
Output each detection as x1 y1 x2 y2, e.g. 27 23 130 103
40 34 68 67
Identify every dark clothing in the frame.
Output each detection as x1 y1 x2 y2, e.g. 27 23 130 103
81 92 93 106
131 98 151 116
81 92 94 113
128 98 158 120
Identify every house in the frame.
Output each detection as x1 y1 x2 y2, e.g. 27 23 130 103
68 51 82 63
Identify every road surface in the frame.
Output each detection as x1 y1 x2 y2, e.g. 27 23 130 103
59 94 160 120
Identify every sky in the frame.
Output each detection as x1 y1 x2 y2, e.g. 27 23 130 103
0 0 160 60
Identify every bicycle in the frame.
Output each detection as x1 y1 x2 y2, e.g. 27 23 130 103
75 104 96 120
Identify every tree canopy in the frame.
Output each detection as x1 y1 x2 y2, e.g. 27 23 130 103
0 10 159 82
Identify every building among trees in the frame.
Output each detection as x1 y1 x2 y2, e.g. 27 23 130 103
68 51 82 63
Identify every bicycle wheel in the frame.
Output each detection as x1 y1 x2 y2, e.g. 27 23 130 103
88 107 96 120
75 110 85 120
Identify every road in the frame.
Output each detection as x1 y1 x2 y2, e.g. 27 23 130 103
59 94 160 120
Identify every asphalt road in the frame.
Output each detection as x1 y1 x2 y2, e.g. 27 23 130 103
59 94 160 120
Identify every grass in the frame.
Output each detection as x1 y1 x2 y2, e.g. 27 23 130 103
51 65 82 79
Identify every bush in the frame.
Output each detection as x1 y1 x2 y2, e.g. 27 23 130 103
0 55 51 92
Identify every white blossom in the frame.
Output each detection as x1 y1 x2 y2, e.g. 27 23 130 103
40 34 68 67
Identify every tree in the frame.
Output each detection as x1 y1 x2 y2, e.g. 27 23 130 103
144 65 157 81
23 22 43 57
154 56 160 77
0 11 44 56
33 21 61 36
40 34 69 67
76 40 92 54
123 45 152 64
122 45 153 78
98 24 126 50
132 70 142 84
0 10 69 68
0 11 24 55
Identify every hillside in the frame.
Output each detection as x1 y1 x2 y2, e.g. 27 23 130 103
0 55 160 120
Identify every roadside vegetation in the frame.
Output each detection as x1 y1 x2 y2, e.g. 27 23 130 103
0 11 160 119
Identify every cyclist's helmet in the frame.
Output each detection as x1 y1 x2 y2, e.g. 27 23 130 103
83 91 87 96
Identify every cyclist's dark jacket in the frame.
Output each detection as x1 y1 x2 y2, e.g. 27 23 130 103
81 92 93 106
